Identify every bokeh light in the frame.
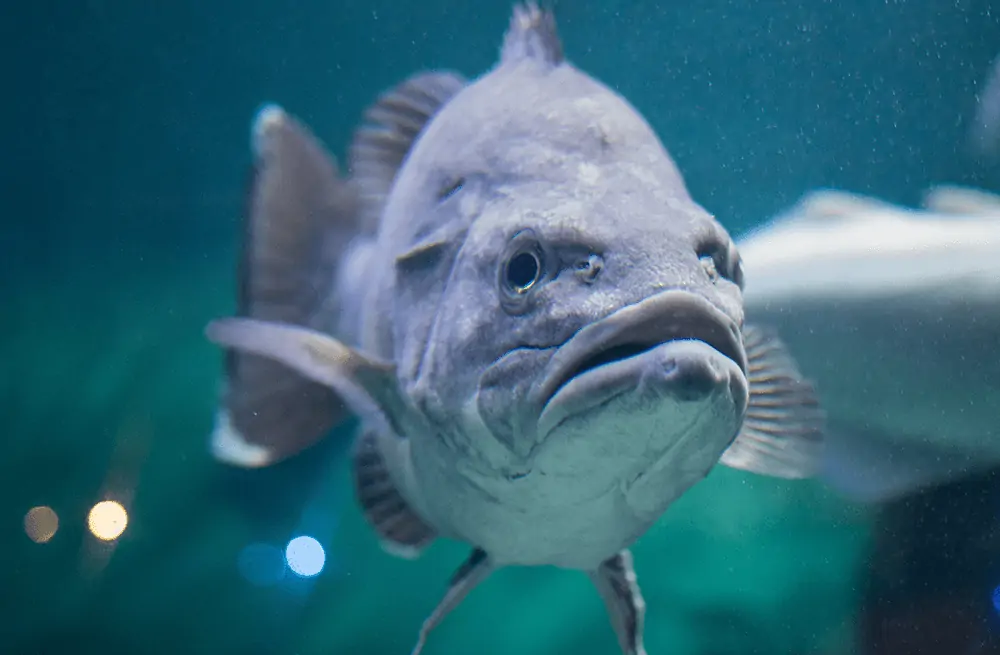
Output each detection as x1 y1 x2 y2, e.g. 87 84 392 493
24 506 59 543
87 500 128 541
237 543 287 586
285 536 325 577
992 585 1000 615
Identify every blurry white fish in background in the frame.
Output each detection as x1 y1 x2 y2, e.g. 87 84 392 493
737 185 1000 502
969 52 1000 158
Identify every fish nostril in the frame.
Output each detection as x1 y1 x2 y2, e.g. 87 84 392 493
574 253 604 284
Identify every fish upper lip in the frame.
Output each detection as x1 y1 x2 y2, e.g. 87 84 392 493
532 290 746 410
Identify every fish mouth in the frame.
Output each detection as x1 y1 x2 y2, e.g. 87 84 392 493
534 290 746 411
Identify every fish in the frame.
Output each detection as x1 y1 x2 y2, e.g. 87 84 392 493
737 184 1000 503
204 4 825 654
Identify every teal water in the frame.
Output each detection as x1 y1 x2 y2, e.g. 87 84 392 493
4 2 999 654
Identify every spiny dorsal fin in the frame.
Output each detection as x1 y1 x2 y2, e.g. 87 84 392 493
349 71 466 235
719 325 825 479
501 2 564 67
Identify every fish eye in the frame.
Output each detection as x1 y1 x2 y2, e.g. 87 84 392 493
696 239 740 288
498 230 548 314
729 250 745 290
505 249 542 294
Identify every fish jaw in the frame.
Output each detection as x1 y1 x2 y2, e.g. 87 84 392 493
523 290 751 526
533 339 748 522
427 336 748 569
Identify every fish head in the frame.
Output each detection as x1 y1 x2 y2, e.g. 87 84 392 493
388 10 749 497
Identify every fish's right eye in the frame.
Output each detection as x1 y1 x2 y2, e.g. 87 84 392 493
498 230 548 314
505 250 541 294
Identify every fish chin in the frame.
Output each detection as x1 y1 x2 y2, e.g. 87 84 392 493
532 340 748 511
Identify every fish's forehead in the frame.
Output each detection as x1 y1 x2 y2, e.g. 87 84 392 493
401 59 690 204
463 185 711 257
382 59 717 259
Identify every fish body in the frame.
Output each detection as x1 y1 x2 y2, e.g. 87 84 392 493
206 5 824 653
738 186 1000 502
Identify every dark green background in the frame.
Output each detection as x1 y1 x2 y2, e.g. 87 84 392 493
5 1 999 654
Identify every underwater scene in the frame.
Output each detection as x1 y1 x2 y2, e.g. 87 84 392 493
6 1 1000 654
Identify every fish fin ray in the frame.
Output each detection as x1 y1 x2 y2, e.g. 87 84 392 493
409 549 494 655
352 428 436 558
588 550 647 655
212 105 363 467
719 324 824 479
501 2 564 66
207 318 408 442
349 71 466 235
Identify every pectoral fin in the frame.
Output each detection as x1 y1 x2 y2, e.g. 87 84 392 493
206 318 407 440
409 548 494 655
588 550 647 655
719 325 824 479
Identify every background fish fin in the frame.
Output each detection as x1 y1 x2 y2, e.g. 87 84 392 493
209 318 406 465
501 2 564 67
921 185 1000 216
409 549 494 655
588 550 647 655
820 423 993 503
795 189 904 222
352 428 436 559
349 71 466 235
719 324 824 479
212 105 362 468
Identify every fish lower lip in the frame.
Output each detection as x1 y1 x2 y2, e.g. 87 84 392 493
535 290 745 409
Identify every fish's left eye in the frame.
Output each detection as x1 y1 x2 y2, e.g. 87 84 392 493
697 239 742 289
730 250 745 289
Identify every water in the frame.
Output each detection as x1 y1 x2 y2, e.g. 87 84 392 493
4 1 1000 654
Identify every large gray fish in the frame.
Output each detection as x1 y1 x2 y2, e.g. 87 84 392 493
738 185 1000 503
205 5 824 654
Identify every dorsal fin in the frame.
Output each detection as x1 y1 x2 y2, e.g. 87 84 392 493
922 185 1000 217
795 189 904 221
349 71 466 235
501 2 563 67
